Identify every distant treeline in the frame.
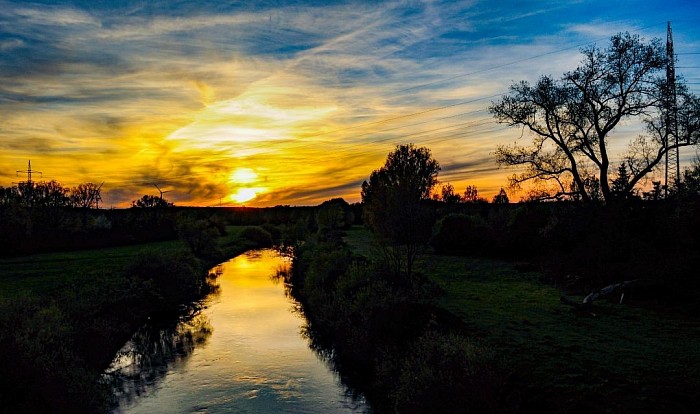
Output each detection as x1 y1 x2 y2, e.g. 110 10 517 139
0 204 324 257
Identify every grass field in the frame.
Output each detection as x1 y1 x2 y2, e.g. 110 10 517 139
343 226 700 412
0 226 246 300
0 240 184 299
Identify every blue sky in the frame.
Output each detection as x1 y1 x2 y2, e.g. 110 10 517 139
1 0 699 206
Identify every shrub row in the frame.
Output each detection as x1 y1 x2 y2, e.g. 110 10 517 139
283 229 507 413
429 201 700 303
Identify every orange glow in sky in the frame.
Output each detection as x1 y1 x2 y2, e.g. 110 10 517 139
2 2 697 206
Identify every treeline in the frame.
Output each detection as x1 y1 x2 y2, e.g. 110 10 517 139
0 197 317 256
1 181 103 209
430 199 700 300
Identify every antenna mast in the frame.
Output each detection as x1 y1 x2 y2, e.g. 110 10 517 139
664 21 680 196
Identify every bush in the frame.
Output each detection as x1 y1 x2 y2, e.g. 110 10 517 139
124 252 202 309
176 217 221 258
390 331 506 413
431 214 493 255
241 226 273 247
261 222 282 241
0 298 109 413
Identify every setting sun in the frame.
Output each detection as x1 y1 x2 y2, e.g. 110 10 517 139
231 188 258 203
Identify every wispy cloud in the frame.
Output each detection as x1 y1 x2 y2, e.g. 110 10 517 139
1 0 698 205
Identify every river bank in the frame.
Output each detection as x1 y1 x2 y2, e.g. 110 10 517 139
286 226 700 413
0 225 274 413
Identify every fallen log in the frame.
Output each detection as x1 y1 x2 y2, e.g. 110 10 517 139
561 280 639 315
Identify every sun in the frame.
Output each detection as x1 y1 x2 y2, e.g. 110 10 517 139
231 188 257 203
231 168 258 184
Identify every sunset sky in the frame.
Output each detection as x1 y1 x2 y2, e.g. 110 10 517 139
1 0 699 207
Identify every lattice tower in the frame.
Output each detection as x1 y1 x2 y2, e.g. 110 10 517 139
665 21 680 195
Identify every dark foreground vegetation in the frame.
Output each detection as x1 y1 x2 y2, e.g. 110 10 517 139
0 206 310 413
285 205 700 413
283 227 508 413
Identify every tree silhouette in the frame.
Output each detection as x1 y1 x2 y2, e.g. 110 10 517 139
70 183 102 209
132 194 173 208
14 180 70 208
362 144 440 277
491 32 700 203
439 183 462 203
463 185 487 203
492 188 509 204
610 163 634 200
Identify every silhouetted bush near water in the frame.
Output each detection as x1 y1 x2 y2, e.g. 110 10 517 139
0 251 209 413
283 229 508 413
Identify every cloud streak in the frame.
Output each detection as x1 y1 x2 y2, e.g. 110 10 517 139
1 0 698 205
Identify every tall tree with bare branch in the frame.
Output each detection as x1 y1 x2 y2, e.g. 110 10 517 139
490 32 700 203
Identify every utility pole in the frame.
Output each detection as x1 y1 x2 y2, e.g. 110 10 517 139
16 160 41 186
664 21 680 197
15 160 42 205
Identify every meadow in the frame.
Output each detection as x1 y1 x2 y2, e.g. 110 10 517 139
292 225 700 412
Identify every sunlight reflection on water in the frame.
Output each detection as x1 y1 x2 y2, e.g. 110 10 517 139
108 249 366 413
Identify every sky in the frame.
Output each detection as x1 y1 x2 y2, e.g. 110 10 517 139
1 0 699 207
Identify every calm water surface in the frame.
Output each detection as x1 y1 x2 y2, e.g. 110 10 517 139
108 249 366 413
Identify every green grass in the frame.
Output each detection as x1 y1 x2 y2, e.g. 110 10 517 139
0 240 185 299
0 225 247 300
343 226 700 411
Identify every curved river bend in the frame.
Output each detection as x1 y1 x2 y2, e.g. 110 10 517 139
107 249 366 413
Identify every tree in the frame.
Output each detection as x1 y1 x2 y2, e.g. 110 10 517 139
361 144 440 277
132 194 173 208
316 198 354 230
682 161 700 196
70 183 103 209
490 32 700 203
492 188 509 204
463 185 487 203
439 183 462 204
643 180 664 201
610 163 635 200
16 180 70 208
0 186 20 206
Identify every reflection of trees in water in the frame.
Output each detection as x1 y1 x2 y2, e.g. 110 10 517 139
105 309 213 406
300 320 369 409
205 265 223 297
274 264 368 410
272 265 304 316
104 303 214 407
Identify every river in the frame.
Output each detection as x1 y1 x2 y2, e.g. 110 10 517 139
106 249 366 413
